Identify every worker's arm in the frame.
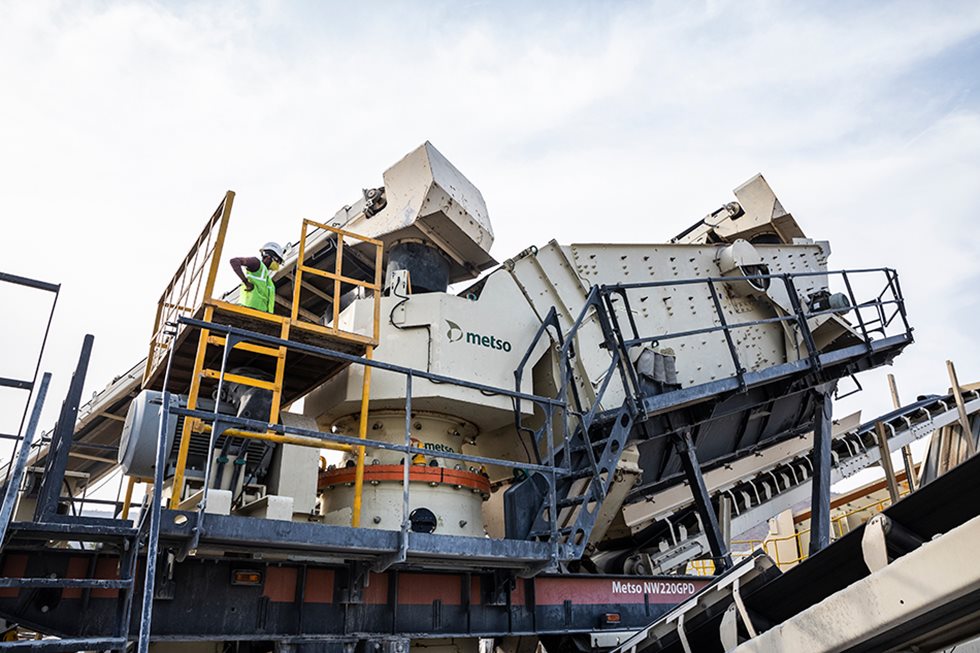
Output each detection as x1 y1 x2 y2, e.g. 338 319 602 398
229 257 261 291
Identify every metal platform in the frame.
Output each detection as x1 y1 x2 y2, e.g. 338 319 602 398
142 298 373 407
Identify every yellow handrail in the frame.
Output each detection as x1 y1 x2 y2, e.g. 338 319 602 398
144 191 233 386
161 208 384 510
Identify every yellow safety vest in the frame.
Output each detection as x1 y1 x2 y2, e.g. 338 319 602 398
241 262 276 313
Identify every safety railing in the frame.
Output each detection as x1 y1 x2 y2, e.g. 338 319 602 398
292 218 384 343
0 273 59 556
514 286 632 465
511 286 638 559
144 192 233 385
139 195 387 513
515 267 911 448
157 315 569 553
144 198 385 389
600 267 911 401
0 273 60 483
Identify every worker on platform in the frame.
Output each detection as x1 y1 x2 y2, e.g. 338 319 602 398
229 242 285 313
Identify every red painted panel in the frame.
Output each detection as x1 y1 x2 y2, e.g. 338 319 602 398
62 556 90 600
92 557 121 599
263 567 298 603
362 572 389 605
0 554 28 599
534 577 709 605
395 573 461 606
303 568 334 604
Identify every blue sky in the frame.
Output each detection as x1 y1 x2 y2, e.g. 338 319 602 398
1 1 979 485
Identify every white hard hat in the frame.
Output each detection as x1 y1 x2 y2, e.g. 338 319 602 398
260 241 285 262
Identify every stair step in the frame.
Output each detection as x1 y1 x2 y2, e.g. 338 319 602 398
556 495 587 509
0 577 132 589
529 526 575 539
0 637 127 652
8 521 137 540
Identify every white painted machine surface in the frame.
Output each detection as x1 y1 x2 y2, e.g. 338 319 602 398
19 142 962 653
82 143 897 553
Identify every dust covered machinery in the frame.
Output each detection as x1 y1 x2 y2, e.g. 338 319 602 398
300 157 904 570
117 143 909 566
2 142 922 652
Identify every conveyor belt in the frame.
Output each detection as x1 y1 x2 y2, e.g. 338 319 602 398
744 447 980 624
604 388 980 574
617 451 980 653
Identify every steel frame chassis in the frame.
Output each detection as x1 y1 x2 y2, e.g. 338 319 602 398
0 264 914 648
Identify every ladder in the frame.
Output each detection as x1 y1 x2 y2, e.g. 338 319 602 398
167 308 291 510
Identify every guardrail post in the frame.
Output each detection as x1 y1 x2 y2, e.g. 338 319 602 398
706 280 746 391
886 268 912 336
840 270 872 351
781 275 822 373
0 373 51 548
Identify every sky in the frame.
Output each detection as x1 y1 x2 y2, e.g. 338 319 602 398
1 0 979 495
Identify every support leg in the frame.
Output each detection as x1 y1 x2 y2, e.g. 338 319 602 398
676 429 732 573
808 385 834 556
351 346 374 528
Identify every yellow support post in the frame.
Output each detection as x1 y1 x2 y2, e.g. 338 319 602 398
269 320 290 426
120 476 137 521
351 346 374 528
291 221 307 322
332 234 345 328
373 239 384 343
169 304 214 509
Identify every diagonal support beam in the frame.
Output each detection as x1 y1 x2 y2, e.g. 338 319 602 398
808 384 834 555
676 429 732 573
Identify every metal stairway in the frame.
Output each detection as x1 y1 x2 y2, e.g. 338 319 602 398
524 403 637 561
507 264 914 572
506 291 640 564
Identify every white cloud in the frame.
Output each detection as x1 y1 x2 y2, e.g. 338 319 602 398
0 0 978 481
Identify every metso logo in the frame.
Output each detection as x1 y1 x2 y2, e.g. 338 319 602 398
445 320 512 352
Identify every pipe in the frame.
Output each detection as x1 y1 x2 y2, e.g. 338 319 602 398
203 426 352 452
